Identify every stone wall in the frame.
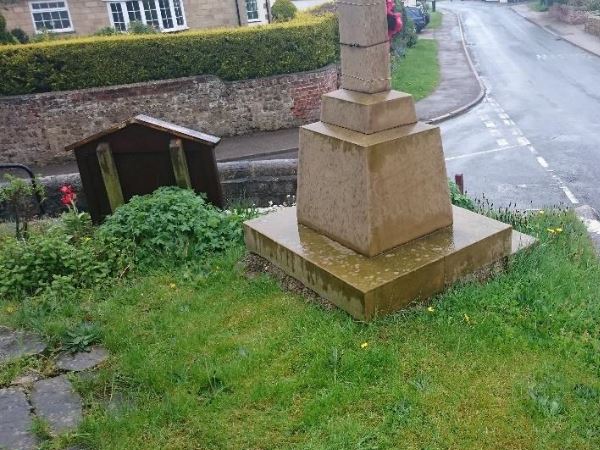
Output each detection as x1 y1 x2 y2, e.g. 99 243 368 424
0 159 299 219
0 65 339 166
585 14 600 37
549 4 589 25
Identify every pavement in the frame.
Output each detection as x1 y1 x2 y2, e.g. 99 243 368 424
214 7 484 163
511 3 600 57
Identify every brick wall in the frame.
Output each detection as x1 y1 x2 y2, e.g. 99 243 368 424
585 14 600 37
0 65 339 166
549 5 589 25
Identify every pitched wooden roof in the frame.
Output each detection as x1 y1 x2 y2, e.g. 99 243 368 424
65 114 220 151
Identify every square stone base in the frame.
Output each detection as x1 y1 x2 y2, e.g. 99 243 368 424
244 206 537 321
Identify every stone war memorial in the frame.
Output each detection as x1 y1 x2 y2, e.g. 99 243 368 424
244 0 536 321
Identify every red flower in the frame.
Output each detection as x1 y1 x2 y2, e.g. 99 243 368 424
59 184 77 207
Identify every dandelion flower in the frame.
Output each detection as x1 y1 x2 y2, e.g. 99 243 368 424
547 228 556 234
361 342 368 349
555 227 563 233
169 283 177 289
427 306 435 313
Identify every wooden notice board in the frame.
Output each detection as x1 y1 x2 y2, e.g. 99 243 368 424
66 115 224 223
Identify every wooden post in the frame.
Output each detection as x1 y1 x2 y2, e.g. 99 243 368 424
169 138 192 189
96 142 125 212
455 173 464 195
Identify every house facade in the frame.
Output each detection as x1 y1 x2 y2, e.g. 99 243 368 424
1 0 273 37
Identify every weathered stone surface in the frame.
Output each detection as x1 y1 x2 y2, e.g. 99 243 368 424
337 0 388 47
320 89 417 134
11 372 43 389
0 327 46 364
30 376 83 435
244 206 519 321
340 42 391 93
0 388 37 450
56 346 109 372
297 121 453 257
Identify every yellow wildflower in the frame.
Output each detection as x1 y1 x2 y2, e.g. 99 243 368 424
5 305 16 314
463 314 470 323
555 227 563 233
538 210 545 215
427 306 435 313
360 342 368 349
547 228 556 234
169 283 177 289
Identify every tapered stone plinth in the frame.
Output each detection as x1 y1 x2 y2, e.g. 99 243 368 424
297 120 453 257
243 0 538 321
244 206 536 321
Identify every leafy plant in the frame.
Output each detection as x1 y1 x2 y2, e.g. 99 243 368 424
127 20 158 34
0 13 17 45
98 187 255 266
9 27 28 44
272 0 298 22
58 184 93 242
0 224 132 299
0 174 45 239
94 26 119 36
63 322 101 353
448 180 476 211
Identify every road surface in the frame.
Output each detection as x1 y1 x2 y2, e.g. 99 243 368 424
440 2 600 210
292 0 331 11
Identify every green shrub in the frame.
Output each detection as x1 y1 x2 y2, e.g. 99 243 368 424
128 20 158 34
0 228 131 299
448 180 475 211
0 14 338 95
0 13 16 45
0 174 45 239
272 0 297 22
94 27 119 36
10 28 29 44
98 187 252 265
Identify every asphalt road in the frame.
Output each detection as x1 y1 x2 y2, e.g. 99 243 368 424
440 2 600 210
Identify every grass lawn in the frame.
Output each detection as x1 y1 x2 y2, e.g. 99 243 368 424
529 1 549 12
429 11 443 29
391 39 440 101
2 209 600 448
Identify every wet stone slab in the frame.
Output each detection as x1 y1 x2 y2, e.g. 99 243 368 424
56 346 109 372
30 375 83 435
0 327 46 364
0 387 38 450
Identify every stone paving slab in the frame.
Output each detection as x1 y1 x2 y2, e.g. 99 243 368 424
30 376 83 435
0 327 46 364
0 388 37 450
56 346 109 372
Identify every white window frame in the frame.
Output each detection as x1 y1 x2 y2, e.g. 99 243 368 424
105 0 188 33
245 0 261 23
29 1 74 33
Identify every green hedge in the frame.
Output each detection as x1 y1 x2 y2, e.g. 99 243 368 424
0 15 338 96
